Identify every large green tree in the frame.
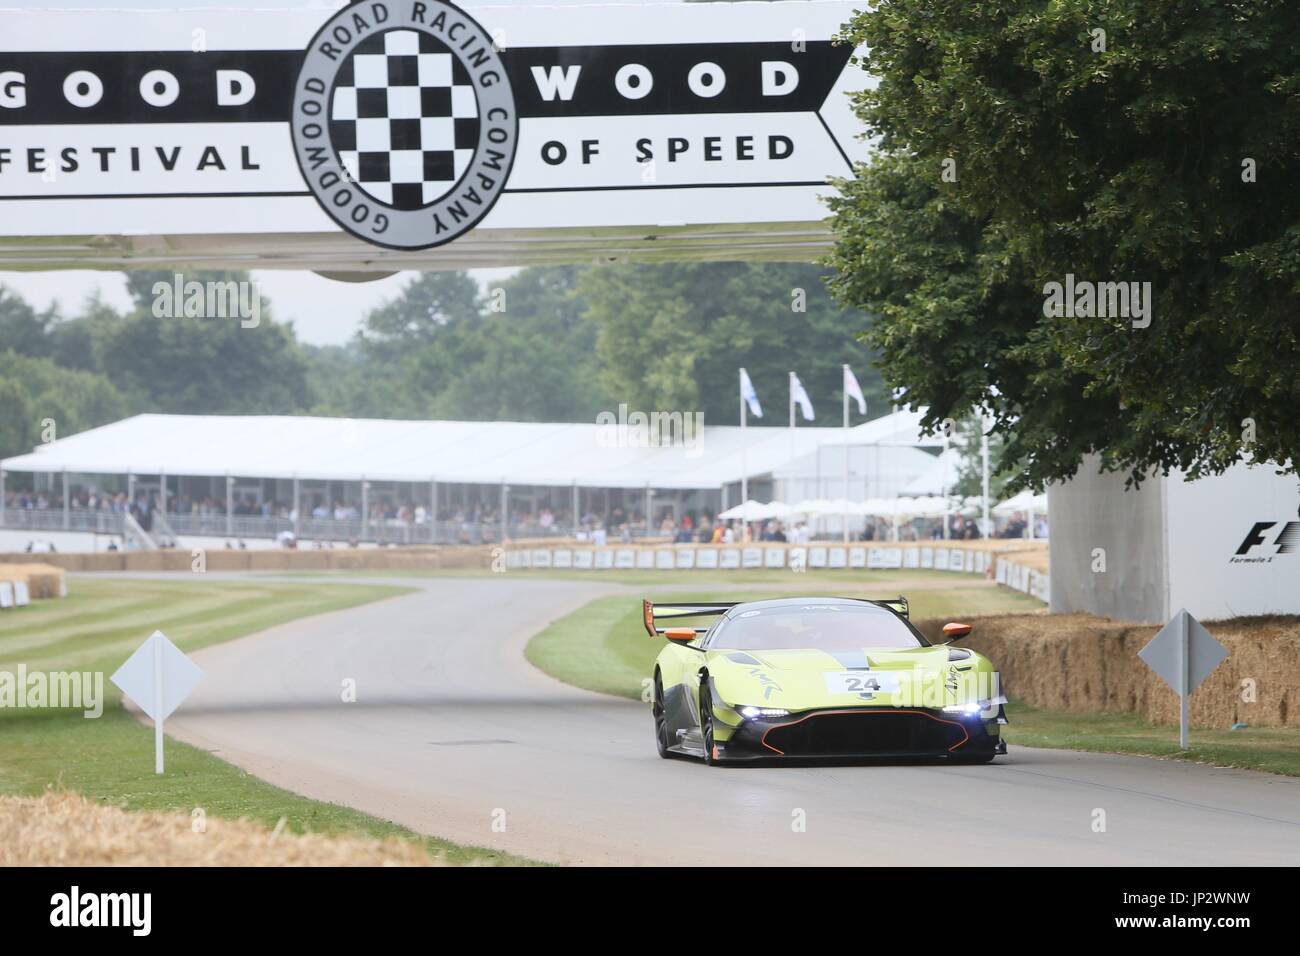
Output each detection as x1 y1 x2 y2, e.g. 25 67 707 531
580 262 882 425
827 0 1300 487
97 270 314 414
0 351 128 459
0 287 58 360
325 267 611 421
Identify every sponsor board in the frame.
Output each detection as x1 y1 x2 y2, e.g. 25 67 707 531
0 1 869 260
494 545 1049 604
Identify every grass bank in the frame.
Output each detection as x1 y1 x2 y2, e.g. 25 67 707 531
0 577 539 865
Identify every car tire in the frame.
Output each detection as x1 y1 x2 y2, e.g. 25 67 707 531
653 672 671 759
700 684 719 766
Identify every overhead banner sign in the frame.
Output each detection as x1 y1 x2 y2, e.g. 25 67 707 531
0 1 869 254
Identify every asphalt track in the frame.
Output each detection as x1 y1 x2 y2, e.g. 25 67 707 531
166 575 1300 865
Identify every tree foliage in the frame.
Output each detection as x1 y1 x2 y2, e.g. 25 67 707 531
1 260 885 450
826 0 1300 487
102 270 313 414
580 262 882 425
0 351 128 459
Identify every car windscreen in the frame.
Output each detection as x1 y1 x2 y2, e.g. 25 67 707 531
708 604 925 651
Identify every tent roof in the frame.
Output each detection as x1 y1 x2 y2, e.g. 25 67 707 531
1 411 940 491
900 447 965 496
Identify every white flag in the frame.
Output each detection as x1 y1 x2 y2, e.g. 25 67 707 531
843 365 867 416
790 372 815 422
739 368 763 418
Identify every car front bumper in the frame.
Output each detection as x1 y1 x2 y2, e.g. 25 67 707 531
716 706 1005 760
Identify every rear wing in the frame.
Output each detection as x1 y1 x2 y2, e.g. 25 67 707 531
642 596 910 636
642 600 735 637
874 596 909 619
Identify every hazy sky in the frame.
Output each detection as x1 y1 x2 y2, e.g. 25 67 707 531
0 268 516 346
0 0 679 345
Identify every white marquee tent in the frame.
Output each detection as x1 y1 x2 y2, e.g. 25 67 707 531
0 410 942 492
993 490 1049 515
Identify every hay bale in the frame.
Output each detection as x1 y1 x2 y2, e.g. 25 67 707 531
0 562 66 600
203 550 254 572
78 553 127 572
0 791 442 866
247 550 292 571
124 551 167 572
915 612 1300 728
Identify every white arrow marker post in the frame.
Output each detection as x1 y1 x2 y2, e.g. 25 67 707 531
111 630 203 774
1138 609 1228 750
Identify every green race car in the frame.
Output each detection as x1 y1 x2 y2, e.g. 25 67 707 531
645 595 1008 765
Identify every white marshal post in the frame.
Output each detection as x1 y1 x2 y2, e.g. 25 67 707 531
1139 610 1229 750
153 635 164 772
110 630 202 775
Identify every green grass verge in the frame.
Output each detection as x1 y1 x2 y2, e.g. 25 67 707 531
0 577 540 865
1005 702 1300 777
524 585 1300 777
524 579 1044 701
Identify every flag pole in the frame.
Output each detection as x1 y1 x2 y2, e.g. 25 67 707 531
842 365 850 545
788 372 796 538
788 369 796 462
981 417 991 538
941 431 950 540
739 370 747 539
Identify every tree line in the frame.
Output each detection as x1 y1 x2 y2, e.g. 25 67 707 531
0 263 884 461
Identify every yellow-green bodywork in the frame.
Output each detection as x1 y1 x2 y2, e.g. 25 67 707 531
648 597 1004 760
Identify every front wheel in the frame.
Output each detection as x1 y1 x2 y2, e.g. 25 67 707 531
653 672 671 759
700 685 719 766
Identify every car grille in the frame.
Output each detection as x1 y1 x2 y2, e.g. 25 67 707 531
762 709 970 756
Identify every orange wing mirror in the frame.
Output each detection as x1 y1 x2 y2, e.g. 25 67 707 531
663 627 698 644
942 622 973 642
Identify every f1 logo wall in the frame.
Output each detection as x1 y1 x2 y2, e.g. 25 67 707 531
1163 463 1300 619
1231 520 1300 563
0 1 869 254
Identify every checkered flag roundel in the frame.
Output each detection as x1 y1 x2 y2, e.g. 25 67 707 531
330 29 481 211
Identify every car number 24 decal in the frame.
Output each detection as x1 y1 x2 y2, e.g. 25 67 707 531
823 671 900 695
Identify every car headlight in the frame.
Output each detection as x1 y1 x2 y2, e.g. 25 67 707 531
942 696 1007 717
738 706 790 719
